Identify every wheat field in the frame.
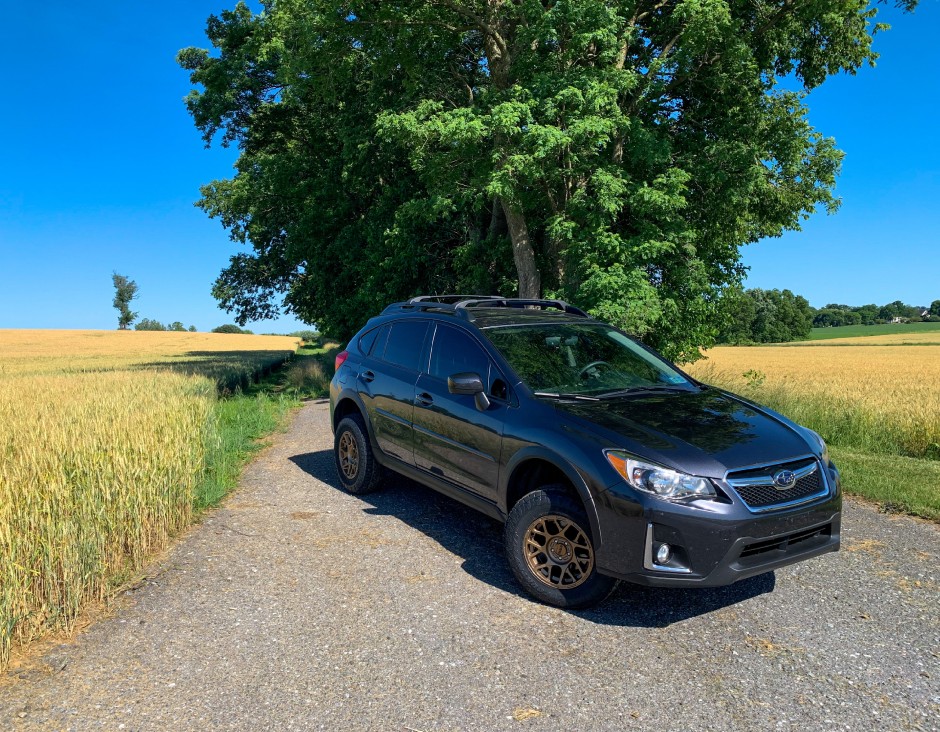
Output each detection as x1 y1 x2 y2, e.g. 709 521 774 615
687 343 940 459
686 339 940 519
0 330 298 667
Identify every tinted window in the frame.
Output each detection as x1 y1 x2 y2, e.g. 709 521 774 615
430 325 491 383
370 324 391 360
382 321 429 371
358 326 380 355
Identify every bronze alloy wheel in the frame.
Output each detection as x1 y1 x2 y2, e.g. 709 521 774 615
338 431 359 480
523 514 595 589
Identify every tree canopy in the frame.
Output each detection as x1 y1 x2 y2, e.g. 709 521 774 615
179 0 914 361
717 287 813 343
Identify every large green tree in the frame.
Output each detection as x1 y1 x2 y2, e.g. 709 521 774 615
179 0 913 361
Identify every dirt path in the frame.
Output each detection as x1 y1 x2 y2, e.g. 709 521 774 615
2 401 938 731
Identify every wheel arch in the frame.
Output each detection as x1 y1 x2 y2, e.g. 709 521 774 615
500 448 603 548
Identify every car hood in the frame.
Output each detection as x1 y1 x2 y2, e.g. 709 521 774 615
554 388 813 479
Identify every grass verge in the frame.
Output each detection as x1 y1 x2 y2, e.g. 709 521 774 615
830 448 940 521
196 391 299 511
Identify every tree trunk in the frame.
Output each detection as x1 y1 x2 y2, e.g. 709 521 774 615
501 200 541 299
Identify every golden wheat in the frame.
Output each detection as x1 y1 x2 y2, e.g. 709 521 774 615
687 344 940 459
0 330 299 667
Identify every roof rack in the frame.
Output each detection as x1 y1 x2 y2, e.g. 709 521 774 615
454 298 589 318
381 295 590 320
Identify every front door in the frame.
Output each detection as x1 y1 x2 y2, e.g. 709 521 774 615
412 324 506 500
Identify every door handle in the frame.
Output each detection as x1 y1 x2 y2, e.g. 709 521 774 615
360 370 375 383
416 392 434 407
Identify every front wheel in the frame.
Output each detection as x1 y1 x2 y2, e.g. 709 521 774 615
333 415 384 495
504 486 618 609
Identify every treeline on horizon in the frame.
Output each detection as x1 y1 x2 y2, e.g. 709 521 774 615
718 290 940 345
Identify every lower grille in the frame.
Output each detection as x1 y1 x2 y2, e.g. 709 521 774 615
740 524 832 559
726 458 828 510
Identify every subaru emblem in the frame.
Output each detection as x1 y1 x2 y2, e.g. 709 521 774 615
772 469 797 490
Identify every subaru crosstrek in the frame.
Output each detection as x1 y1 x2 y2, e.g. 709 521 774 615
329 296 841 608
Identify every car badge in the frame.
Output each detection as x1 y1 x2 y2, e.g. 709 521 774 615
772 469 797 490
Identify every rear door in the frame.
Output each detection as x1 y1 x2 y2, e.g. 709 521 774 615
412 323 507 500
358 319 430 465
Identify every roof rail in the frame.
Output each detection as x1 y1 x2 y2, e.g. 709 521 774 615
455 298 590 318
407 295 503 306
381 295 590 319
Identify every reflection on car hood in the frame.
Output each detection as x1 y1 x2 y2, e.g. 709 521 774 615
555 388 811 478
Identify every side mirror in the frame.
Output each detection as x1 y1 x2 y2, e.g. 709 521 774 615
447 372 491 411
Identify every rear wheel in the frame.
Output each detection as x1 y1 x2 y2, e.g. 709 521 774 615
333 415 384 495
505 486 617 609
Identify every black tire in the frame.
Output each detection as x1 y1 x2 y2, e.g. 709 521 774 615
333 414 384 495
504 486 618 609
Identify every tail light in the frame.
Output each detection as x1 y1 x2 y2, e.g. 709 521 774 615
334 350 349 372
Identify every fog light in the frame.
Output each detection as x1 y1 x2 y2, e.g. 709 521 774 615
656 543 672 565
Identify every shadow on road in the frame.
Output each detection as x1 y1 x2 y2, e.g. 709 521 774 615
289 449 776 627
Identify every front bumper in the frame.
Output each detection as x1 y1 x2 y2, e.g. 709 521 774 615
593 463 842 587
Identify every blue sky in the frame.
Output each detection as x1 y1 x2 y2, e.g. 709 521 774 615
0 2 937 332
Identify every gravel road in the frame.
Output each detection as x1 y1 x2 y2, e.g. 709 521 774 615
2 401 938 731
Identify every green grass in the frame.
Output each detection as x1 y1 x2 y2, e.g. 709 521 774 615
279 343 341 399
808 322 940 340
192 341 342 510
831 448 940 521
196 391 298 510
191 340 342 510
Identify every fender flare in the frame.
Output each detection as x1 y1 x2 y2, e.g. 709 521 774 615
331 389 382 454
500 446 604 549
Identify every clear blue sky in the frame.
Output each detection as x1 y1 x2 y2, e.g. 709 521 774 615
0 2 937 332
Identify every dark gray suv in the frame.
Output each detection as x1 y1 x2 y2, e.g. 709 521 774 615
329 296 841 608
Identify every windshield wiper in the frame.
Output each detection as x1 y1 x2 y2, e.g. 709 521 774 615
597 385 690 399
533 391 601 402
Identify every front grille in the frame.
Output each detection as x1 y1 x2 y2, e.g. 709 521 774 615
726 458 828 510
740 524 832 559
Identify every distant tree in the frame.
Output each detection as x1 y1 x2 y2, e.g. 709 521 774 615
854 304 879 325
111 272 138 330
169 321 187 332
930 300 940 317
188 325 197 332
212 324 253 334
288 329 322 344
716 288 758 344
879 300 908 321
135 318 166 331
718 288 811 343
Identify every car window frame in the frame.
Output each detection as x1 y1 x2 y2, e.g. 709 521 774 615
427 322 511 403
374 319 432 374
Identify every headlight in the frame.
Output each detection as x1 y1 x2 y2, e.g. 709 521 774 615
604 450 717 501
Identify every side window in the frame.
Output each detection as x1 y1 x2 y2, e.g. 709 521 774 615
430 325 508 398
358 326 381 355
382 321 429 372
370 324 391 360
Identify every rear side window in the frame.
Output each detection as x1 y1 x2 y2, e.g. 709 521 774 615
429 325 491 383
358 326 381 355
381 321 429 372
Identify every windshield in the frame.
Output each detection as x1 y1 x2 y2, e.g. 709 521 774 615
482 322 694 396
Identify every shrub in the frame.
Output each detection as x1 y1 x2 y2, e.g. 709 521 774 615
212 324 253 335
135 318 166 331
